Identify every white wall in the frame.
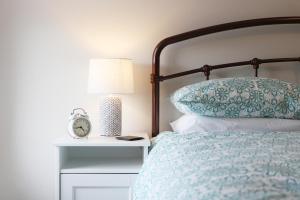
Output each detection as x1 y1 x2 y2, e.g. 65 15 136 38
0 1 15 200
0 0 299 199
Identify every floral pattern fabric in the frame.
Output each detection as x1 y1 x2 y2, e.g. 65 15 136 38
133 131 300 200
171 77 300 119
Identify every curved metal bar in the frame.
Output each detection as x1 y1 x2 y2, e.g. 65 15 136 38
152 16 300 137
159 57 300 81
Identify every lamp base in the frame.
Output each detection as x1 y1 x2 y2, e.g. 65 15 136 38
100 96 122 136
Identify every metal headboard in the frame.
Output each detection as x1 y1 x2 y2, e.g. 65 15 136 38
151 16 300 137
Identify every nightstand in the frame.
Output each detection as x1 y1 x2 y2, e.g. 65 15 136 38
54 133 150 200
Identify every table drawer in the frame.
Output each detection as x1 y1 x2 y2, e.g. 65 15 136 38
61 174 137 200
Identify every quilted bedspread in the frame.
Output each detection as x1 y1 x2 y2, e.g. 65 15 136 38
133 131 300 200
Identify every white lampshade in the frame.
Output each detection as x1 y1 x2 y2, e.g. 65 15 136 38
88 58 134 94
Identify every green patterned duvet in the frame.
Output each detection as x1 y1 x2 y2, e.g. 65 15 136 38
133 131 300 200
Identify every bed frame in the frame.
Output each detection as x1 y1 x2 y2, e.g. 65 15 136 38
151 16 300 137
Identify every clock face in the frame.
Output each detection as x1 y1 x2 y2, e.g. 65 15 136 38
72 118 91 137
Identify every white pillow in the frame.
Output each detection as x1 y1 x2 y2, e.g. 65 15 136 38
170 114 300 134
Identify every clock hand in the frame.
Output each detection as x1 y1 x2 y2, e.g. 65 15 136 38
76 127 85 132
75 128 85 136
75 127 84 131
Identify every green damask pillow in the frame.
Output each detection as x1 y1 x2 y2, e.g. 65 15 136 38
171 77 300 119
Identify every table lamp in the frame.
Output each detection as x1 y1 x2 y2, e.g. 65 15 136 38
88 58 134 136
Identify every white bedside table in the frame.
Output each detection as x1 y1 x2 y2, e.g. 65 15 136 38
54 133 150 200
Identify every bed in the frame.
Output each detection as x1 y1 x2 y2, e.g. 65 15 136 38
133 17 300 200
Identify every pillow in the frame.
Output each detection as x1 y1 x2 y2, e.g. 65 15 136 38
171 77 300 119
171 114 300 134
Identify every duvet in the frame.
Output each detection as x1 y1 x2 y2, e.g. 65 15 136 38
133 131 300 200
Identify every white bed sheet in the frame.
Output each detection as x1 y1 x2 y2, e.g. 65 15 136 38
171 114 300 134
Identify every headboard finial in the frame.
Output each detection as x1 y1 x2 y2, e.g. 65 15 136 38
202 65 211 80
251 58 260 77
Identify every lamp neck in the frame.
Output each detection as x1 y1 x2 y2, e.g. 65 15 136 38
102 95 122 103
107 94 120 98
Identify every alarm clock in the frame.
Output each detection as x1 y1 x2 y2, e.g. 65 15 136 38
68 108 92 139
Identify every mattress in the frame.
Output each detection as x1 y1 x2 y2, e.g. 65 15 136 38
133 131 300 200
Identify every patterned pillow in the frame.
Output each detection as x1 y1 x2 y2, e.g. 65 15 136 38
171 77 300 119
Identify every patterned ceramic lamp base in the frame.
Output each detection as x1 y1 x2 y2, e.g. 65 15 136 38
100 96 122 136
